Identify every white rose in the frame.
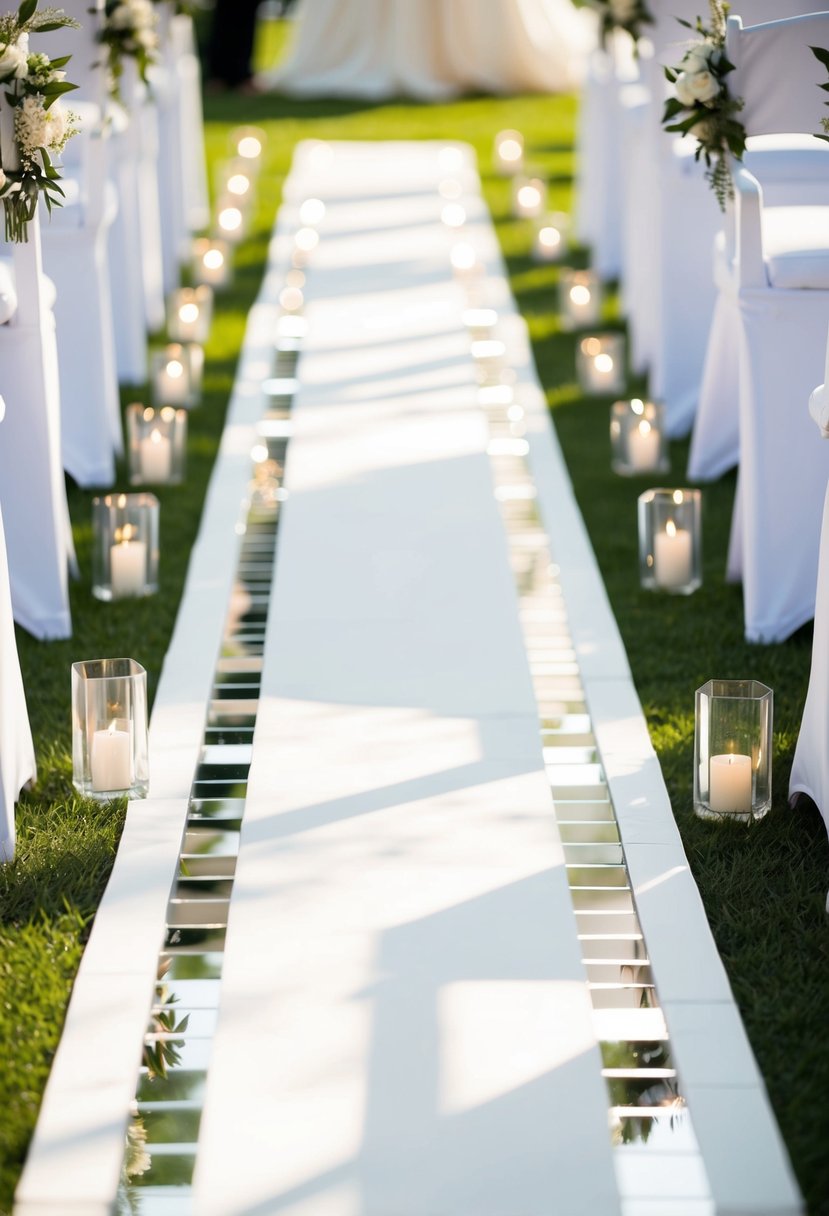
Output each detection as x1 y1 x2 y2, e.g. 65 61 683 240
610 0 638 22
0 168 6 192
109 4 133 29
130 0 156 27
686 69 721 103
135 27 158 50
682 42 715 72
675 68 720 106
0 42 28 80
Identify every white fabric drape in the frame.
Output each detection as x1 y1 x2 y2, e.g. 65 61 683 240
268 0 594 98
0 493 35 862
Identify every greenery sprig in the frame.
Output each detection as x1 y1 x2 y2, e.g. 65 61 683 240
811 45 829 142
590 0 653 49
0 0 79 243
662 0 746 209
98 0 159 103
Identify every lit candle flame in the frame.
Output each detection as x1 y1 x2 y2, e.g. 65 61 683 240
570 284 591 306
595 353 614 374
166 359 184 379
204 247 224 270
227 173 250 196
179 302 199 324
666 520 677 539
237 135 262 160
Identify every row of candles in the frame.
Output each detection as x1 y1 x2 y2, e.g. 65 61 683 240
74 130 269 794
467 135 771 821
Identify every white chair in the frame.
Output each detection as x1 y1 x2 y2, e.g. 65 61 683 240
154 5 210 293
789 330 829 881
700 11 829 642
0 487 36 863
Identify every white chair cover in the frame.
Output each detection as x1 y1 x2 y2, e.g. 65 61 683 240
692 12 829 641
170 13 210 237
267 0 593 99
574 33 635 280
617 0 815 437
789 338 829 854
37 3 124 476
0 488 36 863
0 215 74 640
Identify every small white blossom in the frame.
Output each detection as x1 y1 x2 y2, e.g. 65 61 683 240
0 41 28 81
675 68 721 106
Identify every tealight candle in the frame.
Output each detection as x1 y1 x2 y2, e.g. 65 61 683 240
653 519 692 589
494 129 524 176
110 524 147 598
91 721 132 793
512 176 546 219
139 427 172 483
193 238 231 289
709 753 752 815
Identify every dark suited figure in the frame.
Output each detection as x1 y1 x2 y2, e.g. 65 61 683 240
207 0 261 91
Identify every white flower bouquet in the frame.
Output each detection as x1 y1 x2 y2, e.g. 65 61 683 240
0 0 79 243
99 0 160 102
591 0 652 48
662 0 746 208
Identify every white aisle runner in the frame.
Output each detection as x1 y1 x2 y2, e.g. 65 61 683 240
193 143 620 1215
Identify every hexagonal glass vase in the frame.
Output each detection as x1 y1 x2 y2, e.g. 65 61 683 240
694 679 773 822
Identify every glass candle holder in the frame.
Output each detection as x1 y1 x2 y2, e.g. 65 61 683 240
611 399 669 476
91 493 159 601
151 344 201 408
512 176 547 219
577 334 626 395
230 125 265 166
72 658 149 800
167 286 213 345
638 488 702 595
493 129 524 175
559 269 602 330
217 158 255 206
192 237 231 289
533 212 570 263
215 195 248 243
126 404 187 486
694 679 773 821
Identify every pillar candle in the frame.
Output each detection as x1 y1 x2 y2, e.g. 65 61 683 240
155 355 190 405
139 428 172 483
709 753 752 814
628 420 660 471
111 529 147 597
653 521 692 589
91 722 131 792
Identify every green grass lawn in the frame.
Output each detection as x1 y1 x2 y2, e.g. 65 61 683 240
1 16 827 1214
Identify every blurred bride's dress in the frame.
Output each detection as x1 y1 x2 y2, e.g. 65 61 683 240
266 0 594 98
